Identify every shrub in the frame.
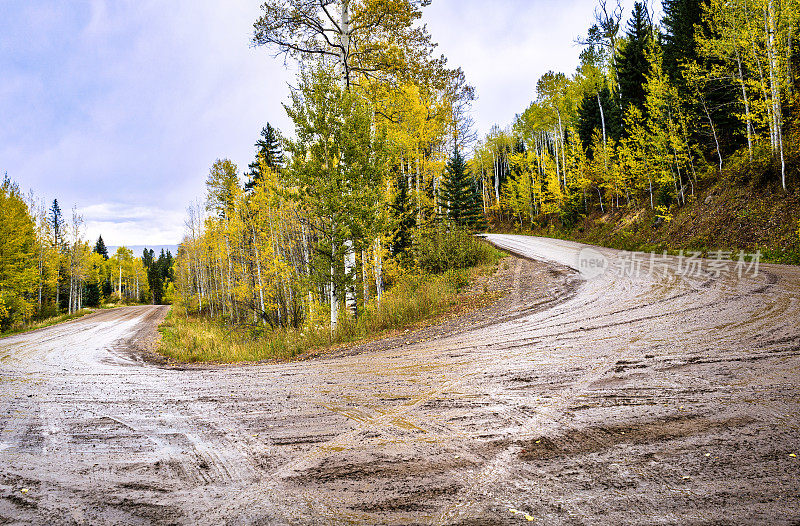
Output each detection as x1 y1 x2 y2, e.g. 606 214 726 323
413 226 493 274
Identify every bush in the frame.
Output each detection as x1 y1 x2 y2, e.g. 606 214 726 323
413 226 494 274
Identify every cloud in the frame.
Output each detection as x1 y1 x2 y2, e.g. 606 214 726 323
1 0 662 247
1 1 292 246
81 203 185 246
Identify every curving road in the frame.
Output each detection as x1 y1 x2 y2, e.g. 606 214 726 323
1 235 799 525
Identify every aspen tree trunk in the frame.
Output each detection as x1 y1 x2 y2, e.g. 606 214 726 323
416 157 422 223
492 151 500 204
765 0 786 190
735 50 754 161
253 238 266 324
556 109 567 188
481 169 488 214
37 242 43 311
747 1 776 149
362 249 369 304
340 0 350 85
553 130 561 190
646 157 653 209
55 266 60 311
701 98 723 172
374 239 383 305
330 240 338 332
302 225 314 322
597 92 607 148
344 240 356 316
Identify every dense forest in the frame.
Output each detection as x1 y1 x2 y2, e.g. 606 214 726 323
174 0 800 337
0 176 174 332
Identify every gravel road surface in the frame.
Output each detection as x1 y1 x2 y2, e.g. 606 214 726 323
1 235 798 525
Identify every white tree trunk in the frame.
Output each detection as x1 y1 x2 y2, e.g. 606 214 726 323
362 249 369 305
735 50 754 161
330 240 338 331
766 0 786 190
344 239 356 316
374 239 383 305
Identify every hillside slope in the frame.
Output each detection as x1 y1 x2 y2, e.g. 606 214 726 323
503 180 800 265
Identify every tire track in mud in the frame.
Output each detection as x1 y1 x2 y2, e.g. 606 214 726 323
2 237 800 525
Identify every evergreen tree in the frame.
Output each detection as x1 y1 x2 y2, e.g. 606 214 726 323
439 146 483 228
667 0 743 161
49 200 64 249
615 2 653 118
94 236 109 260
389 171 415 259
48 199 65 310
577 85 623 156
661 0 706 84
245 123 284 191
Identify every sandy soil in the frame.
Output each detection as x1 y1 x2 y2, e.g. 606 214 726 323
0 235 798 525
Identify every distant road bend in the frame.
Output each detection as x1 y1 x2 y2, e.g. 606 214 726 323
1 235 799 524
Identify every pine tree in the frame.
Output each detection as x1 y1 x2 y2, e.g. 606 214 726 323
389 171 415 259
615 2 653 117
94 236 109 260
439 146 483 228
245 123 283 191
49 199 65 311
661 0 706 84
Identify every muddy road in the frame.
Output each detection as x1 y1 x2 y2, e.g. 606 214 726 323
1 235 799 525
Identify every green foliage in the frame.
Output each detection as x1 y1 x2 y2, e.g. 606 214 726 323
615 2 653 117
94 236 109 260
661 0 705 84
142 248 174 305
413 226 494 274
284 64 389 295
245 123 283 191
389 172 415 260
439 146 484 228
206 159 240 218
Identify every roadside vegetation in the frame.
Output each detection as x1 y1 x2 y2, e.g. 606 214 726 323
0 308 97 339
501 175 800 265
160 233 505 363
162 0 799 363
0 177 175 334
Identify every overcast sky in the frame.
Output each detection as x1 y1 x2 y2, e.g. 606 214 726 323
1 0 654 247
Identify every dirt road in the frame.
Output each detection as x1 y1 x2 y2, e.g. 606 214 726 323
1 235 799 525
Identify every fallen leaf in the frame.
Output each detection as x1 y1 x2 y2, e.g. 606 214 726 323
20 488 28 494
790 453 797 458
525 514 534 521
